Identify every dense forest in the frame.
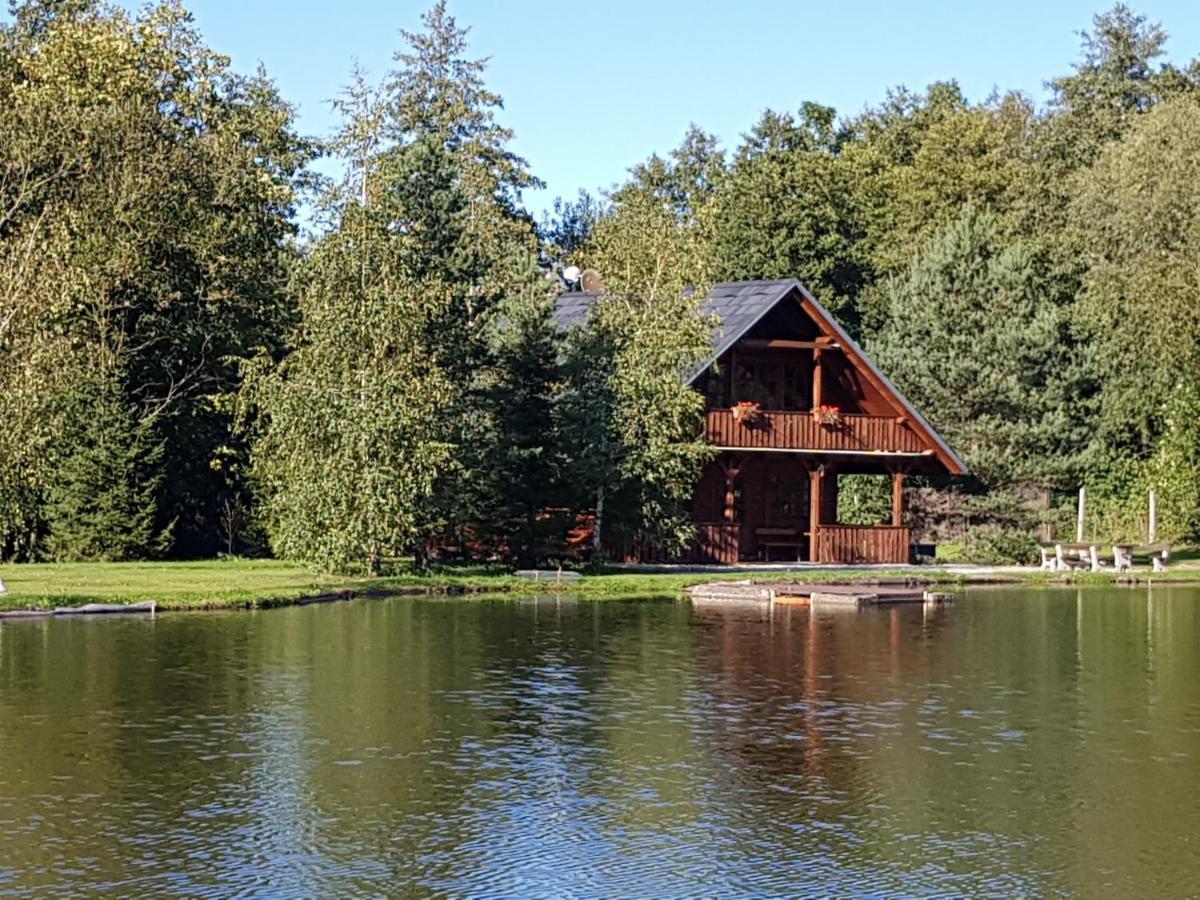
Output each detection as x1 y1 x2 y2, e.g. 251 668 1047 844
2 0 1199 570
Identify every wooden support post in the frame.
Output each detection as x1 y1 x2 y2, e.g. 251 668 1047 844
722 456 741 524
1149 489 1158 543
812 349 824 409
809 465 823 563
1077 486 1086 543
891 472 906 527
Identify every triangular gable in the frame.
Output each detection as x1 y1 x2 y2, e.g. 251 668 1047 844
553 278 967 475
693 279 967 476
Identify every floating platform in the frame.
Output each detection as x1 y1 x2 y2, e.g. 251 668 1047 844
0 600 157 620
688 580 955 608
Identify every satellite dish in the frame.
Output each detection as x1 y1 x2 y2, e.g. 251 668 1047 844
580 269 604 293
562 265 581 284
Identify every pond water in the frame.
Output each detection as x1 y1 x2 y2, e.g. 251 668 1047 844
1 586 1200 896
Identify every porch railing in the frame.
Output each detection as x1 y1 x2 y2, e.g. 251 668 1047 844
814 525 911 564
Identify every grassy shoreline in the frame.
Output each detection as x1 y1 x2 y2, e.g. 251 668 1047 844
2 558 1198 613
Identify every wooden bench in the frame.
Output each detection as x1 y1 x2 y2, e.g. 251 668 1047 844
756 527 803 562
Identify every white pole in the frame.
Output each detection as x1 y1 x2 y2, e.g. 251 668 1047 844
593 487 604 556
1149 489 1158 544
1077 486 1086 543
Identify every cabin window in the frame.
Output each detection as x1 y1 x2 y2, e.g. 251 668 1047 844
734 361 778 409
733 357 811 411
760 367 781 410
782 364 809 410
703 366 729 409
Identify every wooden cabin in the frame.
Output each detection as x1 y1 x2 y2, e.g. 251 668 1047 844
555 279 967 565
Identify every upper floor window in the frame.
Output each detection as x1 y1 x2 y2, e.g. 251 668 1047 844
733 357 810 411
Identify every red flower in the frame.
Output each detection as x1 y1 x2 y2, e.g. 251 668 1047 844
732 401 761 424
813 404 841 426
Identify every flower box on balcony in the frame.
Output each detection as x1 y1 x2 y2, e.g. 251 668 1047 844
732 401 761 426
813 404 841 427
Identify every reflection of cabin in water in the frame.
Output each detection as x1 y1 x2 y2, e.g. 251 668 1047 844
555 279 966 565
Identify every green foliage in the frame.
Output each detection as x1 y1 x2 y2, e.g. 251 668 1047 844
1089 385 1200 543
247 196 455 573
477 263 565 563
250 2 555 572
43 374 170 561
870 206 1093 488
0 0 311 559
1139 386 1200 540
955 488 1043 564
964 525 1040 566
1072 97 1200 451
837 475 893 526
1042 5 1197 169
626 125 726 226
712 104 871 333
541 189 608 262
849 85 1037 274
562 186 715 556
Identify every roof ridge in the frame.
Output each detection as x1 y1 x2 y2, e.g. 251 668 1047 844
711 278 799 288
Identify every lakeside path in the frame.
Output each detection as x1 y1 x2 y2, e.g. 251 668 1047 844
3 557 1200 614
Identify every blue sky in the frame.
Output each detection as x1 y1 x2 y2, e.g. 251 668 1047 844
11 1 1200 215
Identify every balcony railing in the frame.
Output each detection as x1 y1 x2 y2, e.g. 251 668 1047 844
705 409 924 454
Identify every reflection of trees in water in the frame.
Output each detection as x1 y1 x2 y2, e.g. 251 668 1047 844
686 599 1042 885
689 601 956 781
689 588 1200 895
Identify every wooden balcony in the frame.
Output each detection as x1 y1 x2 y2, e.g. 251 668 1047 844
705 409 924 454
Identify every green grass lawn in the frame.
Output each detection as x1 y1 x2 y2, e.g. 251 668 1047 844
0 558 538 610
0 558 358 610
0 558 971 610
0 559 904 610
2 554 1196 613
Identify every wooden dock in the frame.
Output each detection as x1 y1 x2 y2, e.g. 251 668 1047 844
688 580 955 609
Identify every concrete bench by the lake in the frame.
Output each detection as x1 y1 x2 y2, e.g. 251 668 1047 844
515 570 582 583
1039 542 1170 573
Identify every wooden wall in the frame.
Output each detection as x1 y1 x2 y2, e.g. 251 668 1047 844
690 455 841 561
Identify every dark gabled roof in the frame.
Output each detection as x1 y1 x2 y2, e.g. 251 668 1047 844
552 291 600 331
552 281 791 342
698 279 801 368
554 278 967 476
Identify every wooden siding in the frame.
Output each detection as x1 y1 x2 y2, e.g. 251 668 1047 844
814 525 911 564
705 410 924 454
689 523 741 565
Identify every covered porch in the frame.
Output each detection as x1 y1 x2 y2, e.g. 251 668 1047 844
686 451 912 565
